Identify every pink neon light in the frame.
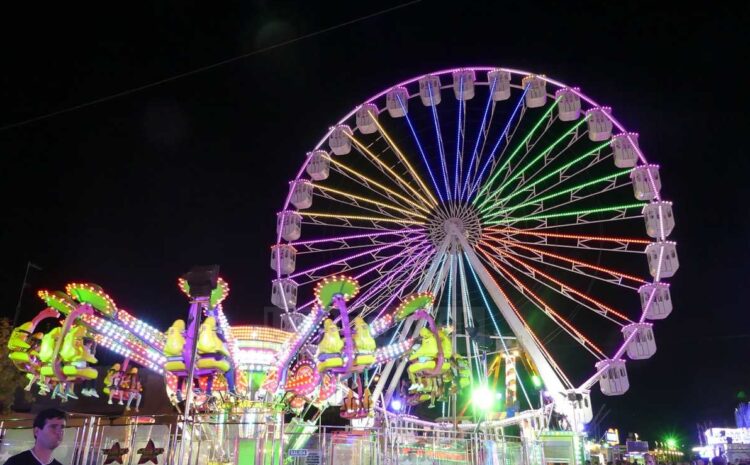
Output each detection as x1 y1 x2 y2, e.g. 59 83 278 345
289 228 424 247
289 236 423 279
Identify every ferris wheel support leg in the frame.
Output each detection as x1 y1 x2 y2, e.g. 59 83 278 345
372 237 451 405
459 238 575 421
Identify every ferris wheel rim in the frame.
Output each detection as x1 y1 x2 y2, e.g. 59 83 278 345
278 66 653 219
273 65 674 398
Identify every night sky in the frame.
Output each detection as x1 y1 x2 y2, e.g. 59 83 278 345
1 1 748 445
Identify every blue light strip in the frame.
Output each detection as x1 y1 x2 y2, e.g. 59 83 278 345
468 85 530 201
446 253 454 325
461 76 497 200
454 76 464 201
429 83 452 201
463 251 534 408
398 94 445 204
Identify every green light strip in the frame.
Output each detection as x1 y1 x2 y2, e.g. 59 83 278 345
473 98 561 205
481 169 631 221
484 202 646 226
492 118 589 198
480 141 611 213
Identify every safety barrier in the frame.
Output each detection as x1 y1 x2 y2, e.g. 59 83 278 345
0 414 549 465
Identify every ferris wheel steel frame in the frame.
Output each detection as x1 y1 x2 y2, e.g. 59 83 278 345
273 66 675 422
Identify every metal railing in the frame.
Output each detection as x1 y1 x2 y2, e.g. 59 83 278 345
0 413 549 465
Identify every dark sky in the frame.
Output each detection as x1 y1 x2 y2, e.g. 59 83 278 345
1 1 748 445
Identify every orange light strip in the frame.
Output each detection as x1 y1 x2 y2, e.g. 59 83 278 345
231 326 292 344
300 211 426 225
365 112 439 208
479 241 633 323
478 246 607 358
484 227 652 245
471 253 573 387
325 155 431 214
484 236 647 284
347 133 436 208
315 184 428 220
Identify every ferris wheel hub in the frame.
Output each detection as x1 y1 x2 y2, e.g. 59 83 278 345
427 202 481 248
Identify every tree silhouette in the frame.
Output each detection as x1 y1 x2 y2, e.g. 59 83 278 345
0 318 34 413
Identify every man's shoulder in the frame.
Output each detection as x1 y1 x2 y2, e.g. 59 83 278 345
3 450 34 464
3 450 63 465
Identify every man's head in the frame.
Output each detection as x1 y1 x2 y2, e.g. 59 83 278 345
33 408 66 450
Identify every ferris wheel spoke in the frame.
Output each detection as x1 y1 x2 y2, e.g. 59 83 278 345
496 178 635 224
293 240 430 312
484 142 612 213
427 84 452 201
301 218 422 233
353 249 434 320
348 247 433 316
397 95 445 204
460 76 496 200
479 250 607 359
474 97 561 207
313 186 428 221
482 235 646 289
484 202 646 227
347 133 436 208
457 254 483 388
325 155 432 214
491 118 589 202
299 211 425 229
365 110 440 208
481 168 632 222
467 84 530 200
467 251 574 388
462 252 546 405
453 82 467 200
483 227 649 254
478 241 633 324
497 129 593 201
291 229 425 254
289 235 426 282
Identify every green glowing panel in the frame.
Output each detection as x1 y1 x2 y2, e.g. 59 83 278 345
67 284 116 315
178 277 229 307
314 276 359 307
39 290 76 315
395 293 435 320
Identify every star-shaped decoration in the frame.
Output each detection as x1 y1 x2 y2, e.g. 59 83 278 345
101 442 129 464
137 439 165 464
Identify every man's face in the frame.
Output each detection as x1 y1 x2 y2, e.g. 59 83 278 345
35 418 65 450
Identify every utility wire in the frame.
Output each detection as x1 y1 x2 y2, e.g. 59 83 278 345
0 0 421 132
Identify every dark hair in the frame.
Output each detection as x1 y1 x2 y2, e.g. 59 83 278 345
33 408 67 435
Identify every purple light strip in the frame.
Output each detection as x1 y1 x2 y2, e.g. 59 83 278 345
429 83 451 201
468 84 529 200
348 242 433 314
371 247 437 321
461 75 497 200
292 239 431 314
354 239 431 281
398 94 445 204
454 75 464 200
289 228 424 247
289 236 421 279
367 250 434 328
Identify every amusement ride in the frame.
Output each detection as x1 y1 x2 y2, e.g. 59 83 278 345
5 66 678 465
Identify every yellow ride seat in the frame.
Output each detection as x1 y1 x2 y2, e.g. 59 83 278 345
352 317 376 366
164 320 186 357
317 319 344 372
197 317 229 357
8 322 33 351
38 328 62 364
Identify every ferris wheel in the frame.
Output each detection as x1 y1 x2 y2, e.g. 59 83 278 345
270 67 677 423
